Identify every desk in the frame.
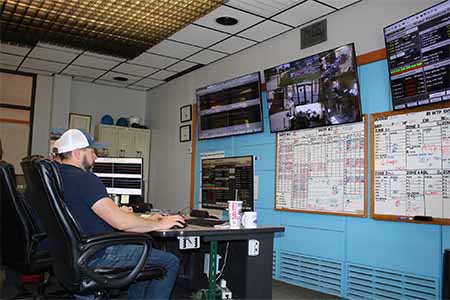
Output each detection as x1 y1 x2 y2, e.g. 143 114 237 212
150 225 284 299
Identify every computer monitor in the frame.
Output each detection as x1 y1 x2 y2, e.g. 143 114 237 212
384 0 450 110
196 72 264 140
93 157 143 196
201 156 254 211
264 43 362 132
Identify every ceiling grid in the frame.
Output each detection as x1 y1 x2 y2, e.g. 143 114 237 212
0 0 361 91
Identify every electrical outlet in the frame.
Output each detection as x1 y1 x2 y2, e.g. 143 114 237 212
248 239 259 256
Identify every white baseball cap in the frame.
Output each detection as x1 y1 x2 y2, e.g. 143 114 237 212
54 129 105 154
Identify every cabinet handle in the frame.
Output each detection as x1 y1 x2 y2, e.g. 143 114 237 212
136 151 142 157
119 149 125 157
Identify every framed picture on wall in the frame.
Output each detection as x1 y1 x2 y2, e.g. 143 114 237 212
180 124 191 142
69 113 92 132
180 104 192 122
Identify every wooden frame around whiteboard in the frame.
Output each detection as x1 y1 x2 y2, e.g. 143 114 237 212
274 116 368 217
370 102 450 225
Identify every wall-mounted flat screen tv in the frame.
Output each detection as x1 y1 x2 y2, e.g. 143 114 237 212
196 72 263 140
384 0 450 110
264 43 362 133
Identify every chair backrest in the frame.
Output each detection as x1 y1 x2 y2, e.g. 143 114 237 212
21 157 84 292
0 160 40 271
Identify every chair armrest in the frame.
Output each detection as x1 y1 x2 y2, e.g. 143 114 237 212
81 231 153 247
31 232 47 244
78 232 152 289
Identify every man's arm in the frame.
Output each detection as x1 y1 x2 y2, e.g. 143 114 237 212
92 198 184 233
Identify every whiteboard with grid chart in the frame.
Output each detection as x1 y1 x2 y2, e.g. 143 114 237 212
371 103 450 224
275 118 367 216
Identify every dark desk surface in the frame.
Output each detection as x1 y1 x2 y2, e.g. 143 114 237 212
150 225 284 239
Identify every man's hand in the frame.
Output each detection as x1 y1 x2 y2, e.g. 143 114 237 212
120 205 133 213
155 215 185 230
145 213 164 221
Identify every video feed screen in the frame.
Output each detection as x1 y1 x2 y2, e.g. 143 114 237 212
264 43 361 132
196 72 263 140
384 0 450 110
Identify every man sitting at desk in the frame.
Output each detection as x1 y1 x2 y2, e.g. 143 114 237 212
54 129 185 300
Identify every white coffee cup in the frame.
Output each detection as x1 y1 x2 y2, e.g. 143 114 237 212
228 201 243 229
241 211 257 228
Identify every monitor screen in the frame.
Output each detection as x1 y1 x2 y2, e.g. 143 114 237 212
264 43 362 133
384 0 450 110
196 72 263 140
201 156 254 211
93 157 143 195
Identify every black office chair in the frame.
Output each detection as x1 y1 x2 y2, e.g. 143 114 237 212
0 160 52 297
20 157 165 299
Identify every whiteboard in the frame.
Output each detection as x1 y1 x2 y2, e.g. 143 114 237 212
371 103 450 224
275 118 367 216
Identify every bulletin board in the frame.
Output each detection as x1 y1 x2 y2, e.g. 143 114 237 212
274 117 367 216
371 103 450 225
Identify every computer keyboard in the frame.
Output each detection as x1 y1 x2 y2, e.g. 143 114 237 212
186 218 226 227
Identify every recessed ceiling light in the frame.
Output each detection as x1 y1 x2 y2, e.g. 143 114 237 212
216 16 238 26
113 76 128 82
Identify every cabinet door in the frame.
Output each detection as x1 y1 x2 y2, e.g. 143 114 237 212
116 127 135 157
134 129 151 193
134 129 150 158
97 125 117 156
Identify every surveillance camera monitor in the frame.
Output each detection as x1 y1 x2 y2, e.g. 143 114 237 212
384 0 450 110
264 43 362 132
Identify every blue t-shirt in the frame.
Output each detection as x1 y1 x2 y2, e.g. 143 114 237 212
59 164 113 236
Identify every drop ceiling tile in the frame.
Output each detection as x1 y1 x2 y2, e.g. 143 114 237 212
0 64 18 71
72 54 120 70
99 71 141 84
129 85 149 91
238 20 291 42
62 65 106 79
194 6 264 34
149 69 177 80
21 58 65 73
29 46 78 63
272 0 334 27
169 24 230 48
187 49 228 64
73 76 94 83
0 43 31 56
18 67 53 76
129 52 179 69
210 36 256 54
226 0 299 18
95 79 129 88
149 40 202 59
0 53 23 66
37 42 83 54
85 51 126 62
134 78 164 89
113 63 158 77
166 61 198 72
319 0 360 9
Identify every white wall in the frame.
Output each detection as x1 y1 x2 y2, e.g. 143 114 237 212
30 77 147 157
31 75 53 156
145 0 441 210
70 80 147 134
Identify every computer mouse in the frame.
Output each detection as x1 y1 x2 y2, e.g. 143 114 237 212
170 222 188 229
